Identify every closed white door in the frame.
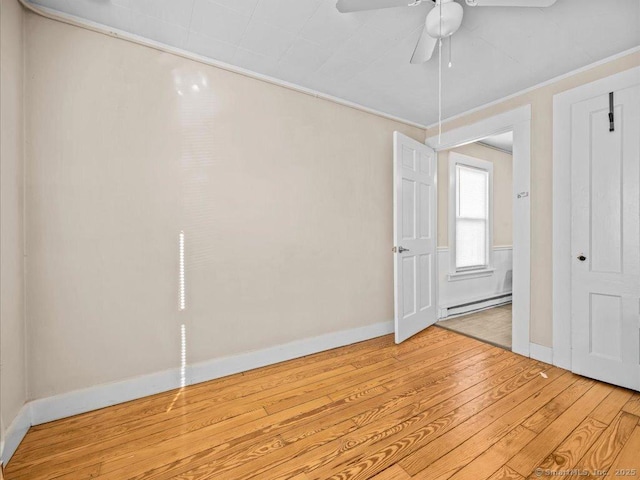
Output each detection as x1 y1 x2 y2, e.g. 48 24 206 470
393 132 437 343
571 84 640 391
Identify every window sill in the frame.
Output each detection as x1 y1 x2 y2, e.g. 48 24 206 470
447 268 495 282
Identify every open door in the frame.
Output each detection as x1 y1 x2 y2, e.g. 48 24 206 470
394 132 437 343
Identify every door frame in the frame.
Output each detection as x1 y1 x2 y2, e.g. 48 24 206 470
426 105 532 357
552 66 640 370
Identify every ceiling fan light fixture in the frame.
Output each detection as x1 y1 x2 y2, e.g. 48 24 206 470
425 0 464 38
336 0 558 64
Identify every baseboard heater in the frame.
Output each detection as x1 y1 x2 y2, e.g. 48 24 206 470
439 292 512 319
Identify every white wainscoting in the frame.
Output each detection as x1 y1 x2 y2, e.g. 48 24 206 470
438 246 513 318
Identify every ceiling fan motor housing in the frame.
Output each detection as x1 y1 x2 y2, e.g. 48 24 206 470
426 0 464 38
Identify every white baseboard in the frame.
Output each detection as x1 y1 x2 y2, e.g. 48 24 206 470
1 404 31 465
3 320 392 464
21 319 392 450
529 342 553 365
29 367 183 426
190 321 393 385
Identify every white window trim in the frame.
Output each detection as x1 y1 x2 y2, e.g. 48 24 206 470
448 152 494 279
447 268 496 281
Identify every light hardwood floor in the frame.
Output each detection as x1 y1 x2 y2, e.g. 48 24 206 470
6 327 640 480
438 304 512 349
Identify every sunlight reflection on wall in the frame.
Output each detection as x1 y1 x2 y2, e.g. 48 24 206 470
179 230 186 387
173 68 220 269
173 68 220 387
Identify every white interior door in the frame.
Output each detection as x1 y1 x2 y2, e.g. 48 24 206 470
393 132 437 343
571 84 640 391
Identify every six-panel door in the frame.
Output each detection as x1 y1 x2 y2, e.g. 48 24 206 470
394 132 437 343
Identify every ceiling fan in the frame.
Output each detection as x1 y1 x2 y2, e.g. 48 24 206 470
336 0 558 64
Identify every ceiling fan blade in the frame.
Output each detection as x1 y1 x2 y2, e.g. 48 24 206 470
466 0 556 6
336 0 413 13
410 26 437 64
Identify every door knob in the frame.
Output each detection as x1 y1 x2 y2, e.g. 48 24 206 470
398 246 410 253
577 255 586 261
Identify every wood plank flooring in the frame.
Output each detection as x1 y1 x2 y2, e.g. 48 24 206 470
6 327 640 480
438 304 512 349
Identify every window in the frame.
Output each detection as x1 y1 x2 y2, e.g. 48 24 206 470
449 153 493 278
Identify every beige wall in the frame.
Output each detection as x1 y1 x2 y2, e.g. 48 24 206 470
437 142 513 248
0 0 26 445
428 50 640 347
16 6 640 402
24 14 424 399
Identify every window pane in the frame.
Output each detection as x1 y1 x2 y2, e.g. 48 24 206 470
457 165 487 219
456 218 487 268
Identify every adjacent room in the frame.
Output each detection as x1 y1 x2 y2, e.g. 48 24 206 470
1 0 639 479
436 132 514 349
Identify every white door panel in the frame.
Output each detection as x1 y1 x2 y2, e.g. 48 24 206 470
571 84 640 391
394 132 437 343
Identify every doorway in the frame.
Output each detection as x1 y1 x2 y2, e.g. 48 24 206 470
425 106 532 356
435 133 514 349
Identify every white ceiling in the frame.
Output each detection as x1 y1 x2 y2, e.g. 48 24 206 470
28 0 639 125
479 131 513 153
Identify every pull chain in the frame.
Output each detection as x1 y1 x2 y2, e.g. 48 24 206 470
448 35 452 68
438 1 443 143
438 37 442 143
